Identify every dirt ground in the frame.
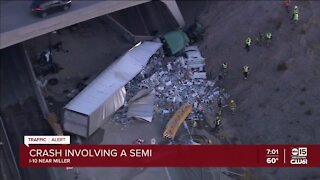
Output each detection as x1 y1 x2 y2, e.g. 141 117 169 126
197 1 320 179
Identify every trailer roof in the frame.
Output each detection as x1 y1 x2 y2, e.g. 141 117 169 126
64 41 162 115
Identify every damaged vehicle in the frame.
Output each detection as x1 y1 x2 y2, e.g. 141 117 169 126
160 22 204 56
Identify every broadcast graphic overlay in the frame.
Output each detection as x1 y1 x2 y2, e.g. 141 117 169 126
20 136 320 167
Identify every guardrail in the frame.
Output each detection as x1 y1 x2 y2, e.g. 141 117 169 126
22 43 49 119
21 43 59 180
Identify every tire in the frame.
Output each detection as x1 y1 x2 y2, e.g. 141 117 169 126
63 4 70 11
41 12 47 18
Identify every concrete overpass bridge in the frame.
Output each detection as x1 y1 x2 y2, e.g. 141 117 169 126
0 0 185 49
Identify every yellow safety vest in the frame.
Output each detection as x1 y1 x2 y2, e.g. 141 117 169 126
222 63 228 69
293 13 299 21
192 121 197 128
246 38 251 46
216 116 221 125
229 101 236 109
266 33 272 39
243 66 249 72
293 8 299 15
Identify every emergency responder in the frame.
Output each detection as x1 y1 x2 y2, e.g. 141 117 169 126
265 32 272 40
192 120 197 128
265 32 272 47
222 62 228 75
215 115 221 129
243 65 249 79
245 37 252 52
292 5 299 22
229 100 237 114
284 0 291 13
293 5 299 15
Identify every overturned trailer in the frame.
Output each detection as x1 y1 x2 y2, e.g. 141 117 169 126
63 41 162 137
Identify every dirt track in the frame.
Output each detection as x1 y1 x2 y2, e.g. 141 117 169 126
198 1 320 179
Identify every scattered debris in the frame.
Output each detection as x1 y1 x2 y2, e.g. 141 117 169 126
192 72 207 79
304 109 312 116
163 104 193 139
127 89 155 122
36 77 48 88
47 112 64 135
151 138 156 144
112 45 229 129
48 78 59 86
53 42 69 53
184 46 200 52
277 62 288 71
135 138 145 144
66 89 79 99
34 62 63 77
39 50 52 63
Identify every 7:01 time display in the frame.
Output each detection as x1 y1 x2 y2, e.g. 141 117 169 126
266 149 279 155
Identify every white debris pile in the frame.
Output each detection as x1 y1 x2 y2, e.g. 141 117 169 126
112 46 229 124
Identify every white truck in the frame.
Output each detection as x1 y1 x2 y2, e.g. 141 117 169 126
63 41 162 137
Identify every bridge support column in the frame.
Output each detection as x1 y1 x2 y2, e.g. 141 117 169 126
161 0 185 27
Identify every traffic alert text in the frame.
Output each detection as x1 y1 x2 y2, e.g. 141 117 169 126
24 135 70 146
29 148 152 158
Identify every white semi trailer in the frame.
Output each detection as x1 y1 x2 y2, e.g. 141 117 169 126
63 41 162 137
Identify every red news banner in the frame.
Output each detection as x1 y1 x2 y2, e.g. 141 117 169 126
20 144 320 167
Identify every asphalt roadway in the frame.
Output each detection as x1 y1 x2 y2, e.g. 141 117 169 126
0 0 149 49
0 45 53 180
0 0 95 33
0 116 20 180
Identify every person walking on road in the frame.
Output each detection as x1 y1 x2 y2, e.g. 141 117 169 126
265 32 272 47
292 5 299 22
245 37 252 52
293 5 299 15
215 115 221 129
243 65 249 79
221 62 228 76
229 100 237 114
192 120 198 128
